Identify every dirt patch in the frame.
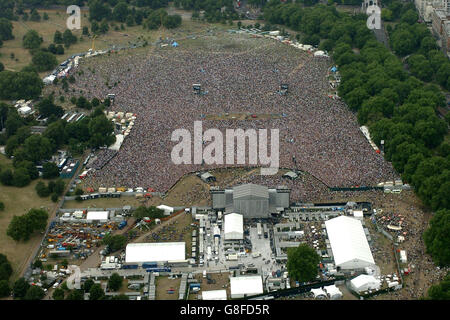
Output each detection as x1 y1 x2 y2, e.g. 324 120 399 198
188 272 231 300
156 276 181 300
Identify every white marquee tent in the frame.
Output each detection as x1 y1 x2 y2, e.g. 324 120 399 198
224 213 244 240
230 275 263 298
350 274 381 293
325 216 375 270
157 205 174 216
125 242 185 264
86 211 109 222
310 288 327 299
323 284 343 300
202 289 227 300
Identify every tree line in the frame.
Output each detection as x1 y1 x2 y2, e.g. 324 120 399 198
0 98 115 191
262 1 449 297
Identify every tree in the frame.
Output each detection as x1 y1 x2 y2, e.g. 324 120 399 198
0 254 13 281
88 114 116 148
62 29 77 48
23 135 53 163
423 209 450 266
53 179 65 196
54 30 63 44
24 285 45 300
0 71 43 100
0 169 13 186
102 234 127 252
427 273 450 300
36 181 50 197
0 280 10 298
163 14 182 29
82 279 95 292
100 19 109 34
0 201 4 211
108 273 123 291
111 293 129 300
286 244 320 282
89 0 111 22
0 18 14 41
51 193 58 202
66 289 84 300
13 167 31 187
16 160 39 180
42 162 60 179
22 29 42 49
7 208 48 241
52 287 65 300
32 50 58 72
13 277 30 299
30 9 41 22
37 96 64 119
0 62 3 72
89 283 105 300
113 2 129 22
56 44 64 55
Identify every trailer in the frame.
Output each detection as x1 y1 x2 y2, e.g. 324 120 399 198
145 267 171 273
257 223 262 239
122 264 138 269
142 262 158 269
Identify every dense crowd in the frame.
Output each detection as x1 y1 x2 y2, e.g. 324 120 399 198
73 33 397 195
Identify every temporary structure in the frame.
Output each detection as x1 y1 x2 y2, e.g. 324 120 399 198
230 276 263 298
224 213 243 240
350 274 381 293
125 242 185 264
310 288 327 299
202 290 227 300
323 285 342 300
325 216 375 270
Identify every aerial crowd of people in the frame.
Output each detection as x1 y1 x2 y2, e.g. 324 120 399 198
72 33 397 198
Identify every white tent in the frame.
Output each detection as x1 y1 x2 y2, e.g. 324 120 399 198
224 213 243 240
325 216 375 270
350 274 381 293
18 106 32 116
108 134 124 151
310 288 327 299
125 242 185 264
230 276 263 299
43 75 56 84
202 289 227 300
157 205 174 216
86 211 109 222
353 210 364 221
323 285 343 300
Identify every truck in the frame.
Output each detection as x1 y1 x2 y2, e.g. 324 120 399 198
257 223 262 239
252 252 261 258
118 220 127 230
227 254 238 261
122 264 138 269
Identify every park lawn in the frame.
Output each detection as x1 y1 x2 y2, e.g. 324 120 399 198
0 155 57 281
0 7 227 76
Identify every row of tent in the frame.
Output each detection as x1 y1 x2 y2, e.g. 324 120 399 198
310 284 343 300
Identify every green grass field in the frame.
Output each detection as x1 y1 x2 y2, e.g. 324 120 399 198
0 7 229 78
0 155 58 282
